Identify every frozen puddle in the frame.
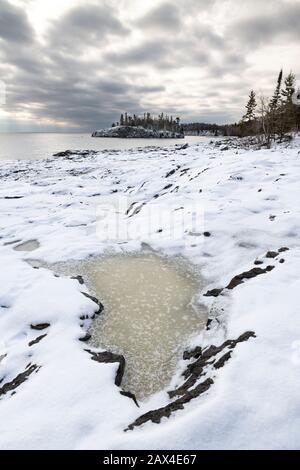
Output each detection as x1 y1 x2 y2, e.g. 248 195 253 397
14 239 40 252
54 253 207 400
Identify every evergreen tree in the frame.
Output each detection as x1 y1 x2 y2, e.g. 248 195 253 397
281 72 295 104
269 69 283 139
113 112 183 133
242 90 257 122
270 69 283 111
280 72 296 138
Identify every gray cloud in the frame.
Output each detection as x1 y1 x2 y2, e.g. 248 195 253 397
230 1 300 48
0 0 299 132
136 2 181 31
105 39 172 67
47 3 130 53
0 0 35 43
105 36 213 71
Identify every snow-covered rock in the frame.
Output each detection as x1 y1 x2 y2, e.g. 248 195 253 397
0 139 300 449
92 125 184 139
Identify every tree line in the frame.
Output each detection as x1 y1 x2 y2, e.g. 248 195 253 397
111 72 300 145
181 122 223 135
112 112 182 132
112 113 226 135
235 70 300 145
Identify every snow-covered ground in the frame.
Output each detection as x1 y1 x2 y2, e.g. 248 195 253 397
0 139 300 449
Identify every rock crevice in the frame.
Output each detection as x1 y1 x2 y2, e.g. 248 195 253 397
125 331 256 431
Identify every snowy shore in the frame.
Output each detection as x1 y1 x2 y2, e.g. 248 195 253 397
0 139 300 449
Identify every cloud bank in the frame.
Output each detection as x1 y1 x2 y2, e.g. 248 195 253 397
0 0 299 131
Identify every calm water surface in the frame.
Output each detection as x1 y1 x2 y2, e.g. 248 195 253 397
52 253 207 400
0 133 211 161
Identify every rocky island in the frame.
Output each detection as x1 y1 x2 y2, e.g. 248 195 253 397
92 125 184 139
92 112 185 138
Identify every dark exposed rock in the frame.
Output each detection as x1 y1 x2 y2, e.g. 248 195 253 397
71 275 84 285
3 196 24 199
120 391 139 407
229 175 243 181
203 231 211 237
81 291 104 317
86 350 125 387
79 314 90 320
204 263 275 297
278 247 289 253
126 202 146 217
3 239 22 246
169 331 256 400
226 265 275 290
28 334 47 347
79 333 91 342
86 350 138 407
205 249 288 297
53 150 98 157
53 150 73 157
265 251 279 259
236 331 257 343
177 143 189 150
165 168 176 178
125 379 213 431
279 259 285 263
0 364 39 398
125 331 255 431
183 346 202 361
30 323 50 331
214 351 232 369
203 288 224 297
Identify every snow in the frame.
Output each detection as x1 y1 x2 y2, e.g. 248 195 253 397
92 125 184 138
0 139 300 449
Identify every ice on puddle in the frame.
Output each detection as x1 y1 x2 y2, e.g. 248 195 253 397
56 253 207 400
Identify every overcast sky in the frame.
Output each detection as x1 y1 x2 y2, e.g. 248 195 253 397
0 0 299 132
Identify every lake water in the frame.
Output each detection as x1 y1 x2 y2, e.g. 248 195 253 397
0 133 210 161
51 253 207 400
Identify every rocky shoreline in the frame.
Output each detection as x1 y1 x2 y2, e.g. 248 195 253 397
0 140 299 449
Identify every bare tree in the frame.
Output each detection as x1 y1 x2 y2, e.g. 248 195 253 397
258 96 272 148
